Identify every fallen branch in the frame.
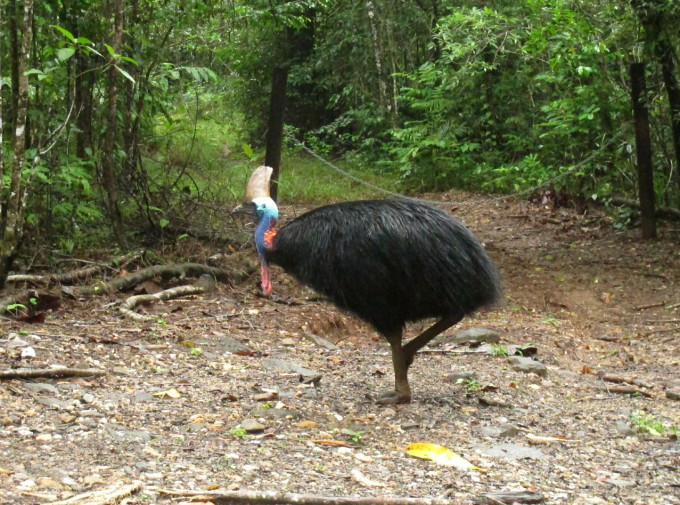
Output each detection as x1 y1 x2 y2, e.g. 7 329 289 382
155 489 453 505
85 259 255 295
6 251 144 286
603 384 653 397
471 492 544 504
120 283 211 320
49 480 142 505
0 367 106 380
611 196 680 221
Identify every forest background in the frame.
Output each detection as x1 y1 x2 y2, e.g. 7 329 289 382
0 0 679 285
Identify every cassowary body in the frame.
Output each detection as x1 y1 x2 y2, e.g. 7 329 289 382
236 166 501 404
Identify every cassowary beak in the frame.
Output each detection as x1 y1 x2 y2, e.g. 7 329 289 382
231 202 256 217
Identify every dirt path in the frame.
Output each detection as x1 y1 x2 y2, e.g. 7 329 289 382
1 196 679 505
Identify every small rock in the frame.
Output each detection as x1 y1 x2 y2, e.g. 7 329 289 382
281 338 296 346
82 393 96 404
480 424 520 438
380 408 396 418
615 421 635 436
252 407 296 420
507 356 548 377
666 389 680 401
446 371 476 383
216 336 252 354
253 391 278 402
241 419 266 432
38 477 61 489
474 442 545 460
303 332 340 351
432 328 500 347
131 391 154 403
59 413 77 424
36 433 53 442
261 358 320 380
401 422 420 431
34 398 72 410
24 383 60 395
20 347 37 358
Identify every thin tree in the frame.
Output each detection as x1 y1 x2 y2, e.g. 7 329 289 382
0 0 34 288
101 0 127 249
630 62 657 239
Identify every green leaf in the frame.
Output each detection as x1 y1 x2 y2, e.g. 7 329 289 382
57 47 76 62
159 218 170 229
115 66 135 83
53 25 75 42
104 44 115 56
242 143 254 159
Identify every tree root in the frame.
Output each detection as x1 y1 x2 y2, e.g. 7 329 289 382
120 277 215 320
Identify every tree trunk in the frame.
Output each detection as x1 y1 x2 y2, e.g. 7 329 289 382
365 0 389 116
0 0 34 288
265 66 288 203
101 0 127 249
629 62 657 240
655 38 680 195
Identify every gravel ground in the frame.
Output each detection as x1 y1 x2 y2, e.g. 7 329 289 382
1 196 679 505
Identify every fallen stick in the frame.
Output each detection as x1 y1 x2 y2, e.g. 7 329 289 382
603 385 653 397
155 489 454 505
0 367 106 380
49 481 142 505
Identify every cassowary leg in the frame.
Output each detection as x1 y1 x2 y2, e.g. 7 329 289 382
377 329 412 405
402 314 464 365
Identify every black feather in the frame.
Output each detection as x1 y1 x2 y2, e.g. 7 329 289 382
266 199 501 334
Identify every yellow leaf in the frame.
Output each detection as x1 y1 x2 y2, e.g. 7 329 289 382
293 420 319 429
153 388 182 399
406 442 483 472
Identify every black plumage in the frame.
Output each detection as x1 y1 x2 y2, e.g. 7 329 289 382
268 199 500 336
235 166 501 404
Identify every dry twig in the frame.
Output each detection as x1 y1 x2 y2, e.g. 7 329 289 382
0 367 106 380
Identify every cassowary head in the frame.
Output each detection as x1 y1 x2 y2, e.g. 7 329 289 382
232 166 278 294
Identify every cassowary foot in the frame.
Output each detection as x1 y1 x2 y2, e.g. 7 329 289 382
376 389 411 405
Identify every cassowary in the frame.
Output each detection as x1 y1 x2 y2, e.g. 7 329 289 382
234 166 501 404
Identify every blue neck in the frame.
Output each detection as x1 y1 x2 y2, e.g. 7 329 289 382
255 215 273 258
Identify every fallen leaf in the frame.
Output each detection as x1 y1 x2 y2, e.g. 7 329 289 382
309 440 348 447
406 442 483 471
351 468 386 488
153 388 181 399
526 433 580 444
293 420 319 429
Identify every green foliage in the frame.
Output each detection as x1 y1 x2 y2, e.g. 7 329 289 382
229 427 248 439
630 411 677 436
490 344 509 357
383 1 640 197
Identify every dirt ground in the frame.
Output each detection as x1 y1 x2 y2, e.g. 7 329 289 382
1 193 679 505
